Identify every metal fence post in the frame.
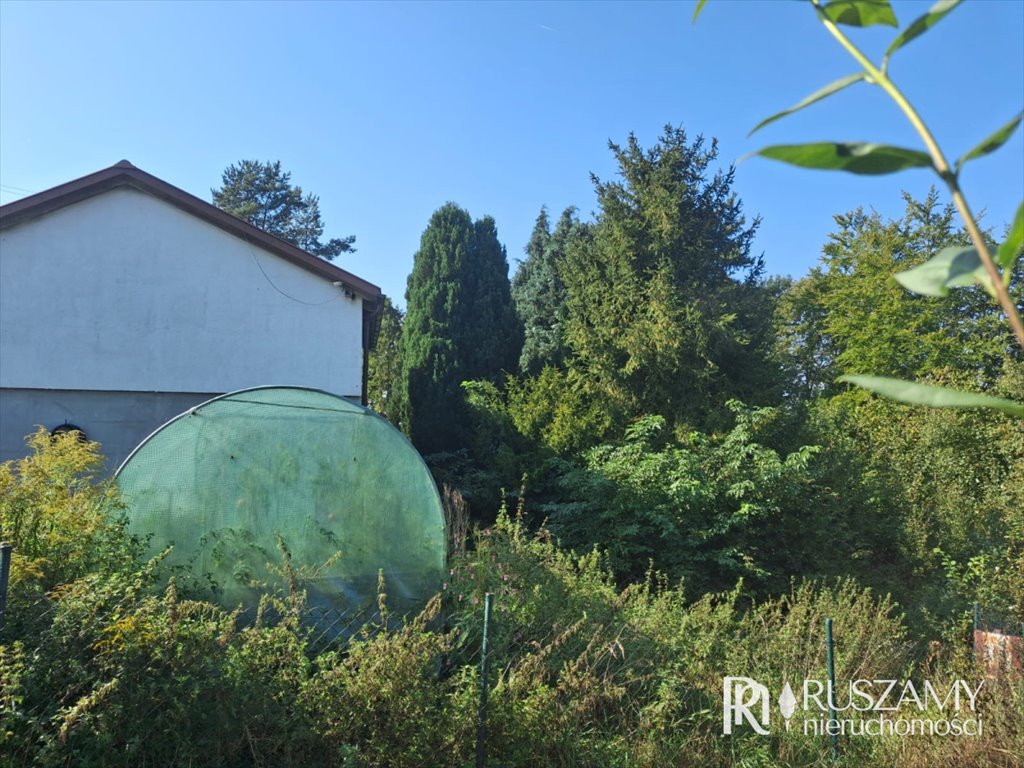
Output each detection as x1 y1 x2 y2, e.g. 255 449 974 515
0 542 12 633
825 617 838 762
476 592 494 768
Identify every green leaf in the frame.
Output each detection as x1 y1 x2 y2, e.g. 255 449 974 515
692 0 708 22
753 142 933 175
749 74 865 137
996 203 1023 272
840 375 1024 416
894 246 988 296
821 0 898 28
956 112 1023 172
884 0 960 62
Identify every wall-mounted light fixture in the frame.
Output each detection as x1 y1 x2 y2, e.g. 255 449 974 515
332 281 358 300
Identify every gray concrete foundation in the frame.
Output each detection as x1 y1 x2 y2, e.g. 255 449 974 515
0 388 220 471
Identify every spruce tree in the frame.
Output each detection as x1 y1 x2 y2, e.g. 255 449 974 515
511 206 583 374
561 126 774 434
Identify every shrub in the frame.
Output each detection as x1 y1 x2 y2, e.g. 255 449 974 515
304 596 475 768
0 428 141 593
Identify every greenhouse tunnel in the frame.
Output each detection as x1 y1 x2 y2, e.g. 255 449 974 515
116 386 446 636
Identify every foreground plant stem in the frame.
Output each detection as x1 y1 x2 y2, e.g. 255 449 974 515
813 2 1024 348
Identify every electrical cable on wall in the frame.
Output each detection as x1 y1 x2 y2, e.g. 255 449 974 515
245 238 348 306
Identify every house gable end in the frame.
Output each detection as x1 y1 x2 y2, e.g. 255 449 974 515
0 161 381 307
0 186 367 397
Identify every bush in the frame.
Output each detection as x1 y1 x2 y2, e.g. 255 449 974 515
3 431 1021 767
811 362 1024 634
444 512 928 767
540 404 822 595
304 596 475 768
0 428 141 593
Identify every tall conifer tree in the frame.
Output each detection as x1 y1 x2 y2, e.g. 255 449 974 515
402 204 521 454
366 297 405 426
561 126 773 433
512 206 583 374
212 160 355 259
467 216 522 378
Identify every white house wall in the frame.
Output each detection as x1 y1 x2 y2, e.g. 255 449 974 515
0 187 364 397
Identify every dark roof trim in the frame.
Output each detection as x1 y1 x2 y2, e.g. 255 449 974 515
0 160 382 304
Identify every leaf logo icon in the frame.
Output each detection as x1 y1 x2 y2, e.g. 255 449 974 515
779 682 797 719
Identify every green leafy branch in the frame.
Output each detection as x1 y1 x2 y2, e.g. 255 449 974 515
696 0 1023 413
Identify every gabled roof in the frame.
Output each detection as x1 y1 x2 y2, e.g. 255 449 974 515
0 160 381 304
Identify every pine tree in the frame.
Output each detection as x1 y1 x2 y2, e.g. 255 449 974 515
212 160 355 259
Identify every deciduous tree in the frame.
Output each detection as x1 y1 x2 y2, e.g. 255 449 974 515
775 191 1019 397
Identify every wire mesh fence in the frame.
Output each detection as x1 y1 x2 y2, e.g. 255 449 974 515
2 538 1021 767
0 538 683 767
0 549 406 766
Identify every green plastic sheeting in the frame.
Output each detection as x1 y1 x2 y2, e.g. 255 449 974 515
116 387 445 630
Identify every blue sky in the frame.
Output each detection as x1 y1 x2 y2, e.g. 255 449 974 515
2 0 1021 306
